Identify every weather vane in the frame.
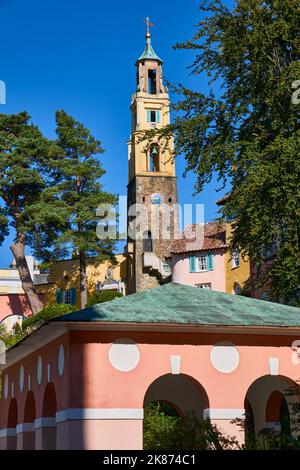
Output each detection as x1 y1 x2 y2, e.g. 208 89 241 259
145 17 155 36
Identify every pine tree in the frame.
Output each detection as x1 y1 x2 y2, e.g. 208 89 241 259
52 110 117 309
0 112 64 314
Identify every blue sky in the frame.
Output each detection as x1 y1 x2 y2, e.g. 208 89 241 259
0 0 229 267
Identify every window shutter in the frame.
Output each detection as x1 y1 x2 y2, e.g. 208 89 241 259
189 256 197 273
56 288 62 304
207 253 214 271
147 110 151 122
71 287 77 306
156 110 160 123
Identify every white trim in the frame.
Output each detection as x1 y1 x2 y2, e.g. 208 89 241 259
35 417 56 429
269 357 279 375
0 427 16 438
16 423 35 434
203 408 245 420
170 355 181 374
56 408 144 423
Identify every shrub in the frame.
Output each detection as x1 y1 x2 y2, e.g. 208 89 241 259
86 290 123 307
143 402 240 450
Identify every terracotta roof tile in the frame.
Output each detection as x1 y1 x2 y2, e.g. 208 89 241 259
168 222 227 255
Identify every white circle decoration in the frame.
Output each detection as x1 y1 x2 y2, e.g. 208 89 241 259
108 338 140 372
210 341 239 373
36 356 43 385
19 365 24 392
58 344 65 376
4 375 8 400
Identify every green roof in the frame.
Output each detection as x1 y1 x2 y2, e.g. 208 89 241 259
137 42 162 63
55 283 300 328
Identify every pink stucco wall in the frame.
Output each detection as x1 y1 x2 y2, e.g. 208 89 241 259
1 327 300 449
0 294 44 321
172 250 226 291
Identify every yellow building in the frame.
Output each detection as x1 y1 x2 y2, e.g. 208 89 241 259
37 254 127 309
224 224 250 295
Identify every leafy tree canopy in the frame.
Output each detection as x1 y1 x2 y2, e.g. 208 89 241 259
145 0 300 305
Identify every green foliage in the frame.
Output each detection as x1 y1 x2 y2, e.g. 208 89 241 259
21 303 76 330
41 110 118 262
0 304 76 349
143 402 240 450
144 0 300 305
86 290 123 307
0 111 63 239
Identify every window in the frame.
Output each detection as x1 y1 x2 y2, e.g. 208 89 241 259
163 260 171 273
196 283 212 290
63 289 72 305
133 111 137 131
232 250 240 268
143 231 153 252
56 288 77 305
189 253 214 272
147 109 161 124
198 255 207 271
148 69 157 94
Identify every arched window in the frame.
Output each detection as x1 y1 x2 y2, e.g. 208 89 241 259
143 231 153 253
148 144 159 172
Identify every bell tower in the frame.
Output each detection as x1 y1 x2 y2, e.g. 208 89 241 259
126 18 179 294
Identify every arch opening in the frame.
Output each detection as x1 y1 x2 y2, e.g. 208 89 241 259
244 375 298 449
143 374 209 450
40 383 57 450
22 391 36 450
7 398 18 450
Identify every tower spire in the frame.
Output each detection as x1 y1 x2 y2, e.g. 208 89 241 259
136 17 163 64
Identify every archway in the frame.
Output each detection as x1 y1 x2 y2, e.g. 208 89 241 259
22 391 36 450
245 375 298 445
143 374 209 449
7 398 18 450
266 391 291 436
40 383 57 449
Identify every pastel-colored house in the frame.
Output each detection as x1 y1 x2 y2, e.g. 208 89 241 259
39 254 127 309
0 256 46 330
170 222 250 294
1 283 300 450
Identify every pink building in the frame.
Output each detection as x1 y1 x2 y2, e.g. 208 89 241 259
170 223 227 291
0 283 300 450
0 257 46 330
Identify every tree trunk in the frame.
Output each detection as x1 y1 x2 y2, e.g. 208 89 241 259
10 236 43 315
79 251 88 309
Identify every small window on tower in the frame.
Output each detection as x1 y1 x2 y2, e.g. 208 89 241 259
148 69 157 94
150 110 156 123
